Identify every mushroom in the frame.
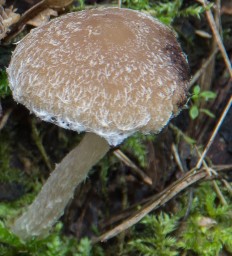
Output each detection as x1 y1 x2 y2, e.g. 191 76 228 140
7 7 190 240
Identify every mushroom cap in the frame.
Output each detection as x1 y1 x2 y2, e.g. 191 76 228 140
7 7 189 146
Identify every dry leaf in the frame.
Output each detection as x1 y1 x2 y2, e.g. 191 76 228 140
0 1 20 40
27 8 57 27
198 216 217 228
195 30 212 39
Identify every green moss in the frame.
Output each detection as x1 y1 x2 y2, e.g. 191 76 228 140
0 70 11 98
0 132 24 183
0 221 99 256
122 0 206 25
127 213 180 256
0 130 41 221
121 133 155 168
179 183 232 255
126 182 232 256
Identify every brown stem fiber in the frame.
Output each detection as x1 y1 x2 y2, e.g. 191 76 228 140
12 132 109 240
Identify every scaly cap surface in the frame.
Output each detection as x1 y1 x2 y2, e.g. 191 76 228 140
8 7 189 145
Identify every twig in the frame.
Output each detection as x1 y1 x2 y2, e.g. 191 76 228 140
203 161 218 176
118 173 128 253
0 108 12 130
95 167 207 242
31 118 53 171
222 179 232 196
183 188 194 220
213 164 232 171
113 149 152 185
94 165 231 242
213 164 232 196
171 143 185 173
169 123 196 145
196 0 232 77
213 165 232 196
171 130 194 221
212 180 227 205
214 0 221 34
196 96 232 169
189 48 218 88
195 147 218 176
97 164 232 234
200 156 227 205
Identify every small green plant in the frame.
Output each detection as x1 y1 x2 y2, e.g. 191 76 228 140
0 70 11 98
189 85 217 120
127 213 180 256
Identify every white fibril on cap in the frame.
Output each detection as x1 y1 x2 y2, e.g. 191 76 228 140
7 7 190 239
8 7 189 146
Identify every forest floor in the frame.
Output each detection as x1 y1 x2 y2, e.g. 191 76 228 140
0 0 231 255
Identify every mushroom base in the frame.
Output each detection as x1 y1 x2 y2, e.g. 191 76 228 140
12 132 110 240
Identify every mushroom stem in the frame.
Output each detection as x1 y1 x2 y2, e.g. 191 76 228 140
12 132 110 240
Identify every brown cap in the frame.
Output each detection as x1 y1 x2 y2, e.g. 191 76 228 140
7 7 189 145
